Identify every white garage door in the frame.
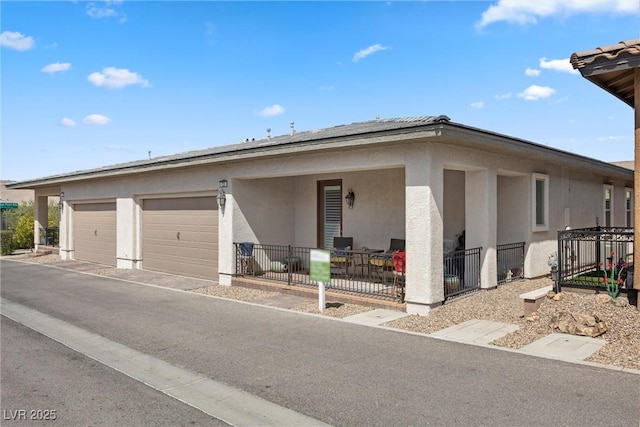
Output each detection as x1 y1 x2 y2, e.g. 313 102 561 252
74 202 117 266
142 197 218 280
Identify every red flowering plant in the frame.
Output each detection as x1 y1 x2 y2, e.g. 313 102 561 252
599 251 627 299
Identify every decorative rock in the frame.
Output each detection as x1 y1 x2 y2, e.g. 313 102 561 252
552 293 564 301
613 297 628 307
525 312 539 322
546 291 556 299
596 294 612 304
549 311 607 337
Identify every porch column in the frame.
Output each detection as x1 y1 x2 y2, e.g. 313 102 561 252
34 195 48 250
59 196 71 260
218 189 234 286
465 168 498 289
404 154 444 314
116 197 137 269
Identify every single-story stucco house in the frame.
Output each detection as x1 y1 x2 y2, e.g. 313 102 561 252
7 115 634 314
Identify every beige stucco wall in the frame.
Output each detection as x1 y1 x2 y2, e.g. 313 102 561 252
48 135 633 311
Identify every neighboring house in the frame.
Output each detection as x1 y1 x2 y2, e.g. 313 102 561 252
7 115 634 314
571 38 639 296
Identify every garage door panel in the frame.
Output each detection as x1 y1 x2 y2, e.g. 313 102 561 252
142 197 218 280
74 202 117 266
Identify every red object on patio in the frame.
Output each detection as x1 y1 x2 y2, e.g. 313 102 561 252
393 251 406 273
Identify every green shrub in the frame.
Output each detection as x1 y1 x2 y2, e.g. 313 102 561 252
12 213 34 249
1 230 14 255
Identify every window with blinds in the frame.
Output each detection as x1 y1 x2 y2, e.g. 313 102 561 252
317 180 342 248
323 185 342 248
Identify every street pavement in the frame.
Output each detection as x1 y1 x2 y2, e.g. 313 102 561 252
1 259 639 426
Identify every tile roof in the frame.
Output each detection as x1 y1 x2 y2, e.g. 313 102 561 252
570 39 640 107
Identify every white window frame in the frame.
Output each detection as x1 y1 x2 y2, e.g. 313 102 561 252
603 184 613 227
532 173 549 232
625 187 633 227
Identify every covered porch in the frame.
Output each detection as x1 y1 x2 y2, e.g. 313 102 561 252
223 157 529 313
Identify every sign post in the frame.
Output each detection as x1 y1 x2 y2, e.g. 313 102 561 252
310 249 330 313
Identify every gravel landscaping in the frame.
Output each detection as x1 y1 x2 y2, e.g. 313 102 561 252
8 252 639 370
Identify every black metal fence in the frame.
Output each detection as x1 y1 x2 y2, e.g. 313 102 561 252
557 227 633 292
443 247 482 299
39 227 59 246
234 243 404 302
234 243 485 303
497 242 525 285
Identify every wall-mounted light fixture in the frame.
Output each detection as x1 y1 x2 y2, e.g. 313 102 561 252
59 192 64 213
217 180 227 210
345 188 355 209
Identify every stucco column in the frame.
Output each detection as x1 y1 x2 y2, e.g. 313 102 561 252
404 154 444 315
116 197 138 269
465 168 498 289
218 188 234 286
34 195 48 250
59 196 71 260
634 67 640 290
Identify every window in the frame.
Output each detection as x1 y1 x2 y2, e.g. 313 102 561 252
532 173 549 232
625 188 633 227
317 180 342 248
603 185 613 227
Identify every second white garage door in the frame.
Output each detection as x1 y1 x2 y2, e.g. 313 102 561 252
142 197 218 280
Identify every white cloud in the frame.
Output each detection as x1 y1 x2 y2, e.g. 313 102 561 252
476 0 639 28
539 57 578 74
470 101 485 110
87 67 150 89
353 44 389 62
495 93 512 100
60 118 76 127
83 114 111 125
41 62 71 74
0 31 35 51
525 67 540 77
258 104 285 117
86 1 127 23
517 85 556 101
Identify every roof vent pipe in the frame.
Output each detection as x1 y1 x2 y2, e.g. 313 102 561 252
290 121 295 135
267 128 271 139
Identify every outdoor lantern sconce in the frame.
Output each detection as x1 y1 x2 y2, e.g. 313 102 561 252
59 192 64 213
217 180 227 210
345 188 355 209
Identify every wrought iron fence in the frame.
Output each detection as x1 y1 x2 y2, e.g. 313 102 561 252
557 227 633 292
39 227 59 246
444 247 482 299
497 242 525 285
234 243 404 302
235 243 483 303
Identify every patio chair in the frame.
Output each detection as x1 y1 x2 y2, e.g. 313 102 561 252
330 237 353 278
238 242 256 275
369 238 405 282
392 251 406 301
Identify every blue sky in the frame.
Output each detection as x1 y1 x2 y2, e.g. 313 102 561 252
2 0 639 182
